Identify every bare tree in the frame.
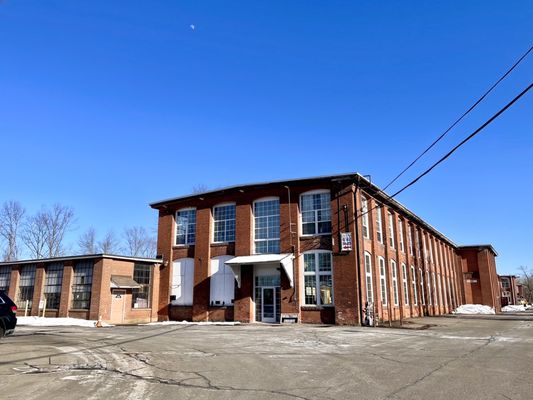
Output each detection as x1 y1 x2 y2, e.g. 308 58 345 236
123 226 156 258
98 231 120 254
21 211 48 259
192 184 209 194
0 200 25 261
21 204 75 259
78 227 97 254
518 266 533 303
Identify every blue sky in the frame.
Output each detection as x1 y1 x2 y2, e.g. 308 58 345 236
0 1 531 274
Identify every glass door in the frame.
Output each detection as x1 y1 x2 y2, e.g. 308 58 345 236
262 287 276 323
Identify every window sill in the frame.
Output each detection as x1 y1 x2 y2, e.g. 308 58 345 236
209 305 234 308
301 305 334 310
211 242 235 247
173 244 195 248
300 234 332 239
69 309 90 312
131 308 152 311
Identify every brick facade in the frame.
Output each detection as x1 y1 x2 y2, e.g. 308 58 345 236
150 172 502 325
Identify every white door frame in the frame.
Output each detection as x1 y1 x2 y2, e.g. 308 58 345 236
261 286 276 323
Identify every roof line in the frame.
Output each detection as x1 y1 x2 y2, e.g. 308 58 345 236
0 253 163 266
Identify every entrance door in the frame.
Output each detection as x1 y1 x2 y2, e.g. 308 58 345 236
262 287 276 323
110 289 126 324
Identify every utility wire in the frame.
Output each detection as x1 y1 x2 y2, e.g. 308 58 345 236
388 83 532 199
381 45 532 193
359 82 532 219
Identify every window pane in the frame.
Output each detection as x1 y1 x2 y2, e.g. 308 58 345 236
304 254 315 272
304 275 317 305
319 275 333 305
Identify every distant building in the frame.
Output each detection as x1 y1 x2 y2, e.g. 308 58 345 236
0 254 161 324
498 275 520 306
150 172 503 325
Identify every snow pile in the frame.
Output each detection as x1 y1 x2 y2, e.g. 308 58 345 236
502 305 527 312
145 320 240 326
17 316 111 327
452 304 495 315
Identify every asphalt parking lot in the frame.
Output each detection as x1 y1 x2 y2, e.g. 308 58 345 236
1 316 532 400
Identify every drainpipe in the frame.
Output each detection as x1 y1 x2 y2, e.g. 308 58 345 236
353 179 365 326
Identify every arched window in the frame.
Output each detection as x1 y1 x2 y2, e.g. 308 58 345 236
302 250 333 306
378 257 387 306
391 260 399 306
364 252 373 303
361 197 369 239
213 203 236 243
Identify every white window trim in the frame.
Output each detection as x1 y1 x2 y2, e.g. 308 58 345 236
419 268 425 305
388 212 395 249
375 206 383 244
401 263 409 305
299 189 331 237
408 225 414 256
212 202 236 244
378 256 387 306
364 252 373 303
399 219 405 253
175 207 196 246
361 197 370 239
391 260 399 306
411 265 418 306
302 250 334 307
253 197 280 255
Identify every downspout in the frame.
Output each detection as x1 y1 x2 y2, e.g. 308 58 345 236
353 179 365 326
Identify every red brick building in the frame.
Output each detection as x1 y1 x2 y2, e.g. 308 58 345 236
0 254 161 324
498 275 520 306
150 172 502 325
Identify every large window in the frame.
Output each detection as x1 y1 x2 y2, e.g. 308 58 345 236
375 206 383 244
411 266 418 306
132 264 152 308
300 191 331 235
176 208 196 245
72 260 93 310
210 256 235 306
361 197 369 239
171 258 195 306
398 219 405 253
0 266 11 293
408 225 414 256
419 268 426 305
378 257 387 306
388 212 395 248
427 269 432 305
391 260 399 306
401 263 409 305
213 204 236 243
254 198 280 254
364 252 373 303
44 263 63 310
18 265 36 310
303 251 333 306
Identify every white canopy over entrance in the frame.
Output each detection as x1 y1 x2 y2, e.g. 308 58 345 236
224 254 295 288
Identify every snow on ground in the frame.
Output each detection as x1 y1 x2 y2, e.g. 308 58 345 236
452 304 496 315
17 316 111 327
144 320 241 326
502 305 527 312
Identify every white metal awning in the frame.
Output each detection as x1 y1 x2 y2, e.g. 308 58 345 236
110 275 141 289
225 254 295 288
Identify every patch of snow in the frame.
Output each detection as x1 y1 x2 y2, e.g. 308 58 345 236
502 305 527 312
144 320 241 326
17 316 112 327
452 304 495 315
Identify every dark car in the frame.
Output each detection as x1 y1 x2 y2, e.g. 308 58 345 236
0 291 17 337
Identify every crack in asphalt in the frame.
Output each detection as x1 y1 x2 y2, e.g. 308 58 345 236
20 361 315 400
384 335 497 399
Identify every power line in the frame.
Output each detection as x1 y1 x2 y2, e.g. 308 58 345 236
359 82 532 219
381 45 532 193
